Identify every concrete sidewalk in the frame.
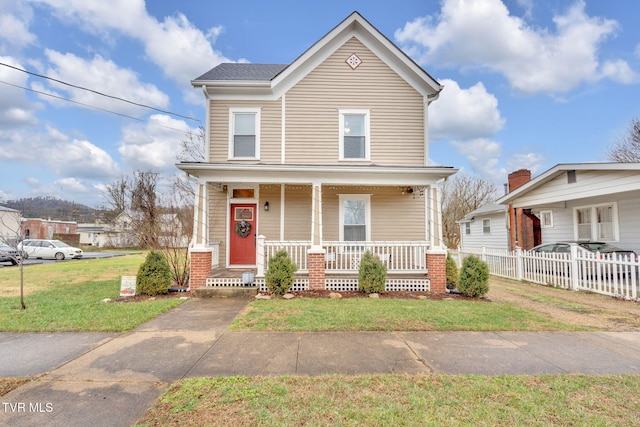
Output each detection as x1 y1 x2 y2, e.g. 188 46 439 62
2 298 640 426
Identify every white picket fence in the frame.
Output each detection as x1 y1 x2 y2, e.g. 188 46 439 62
452 247 639 301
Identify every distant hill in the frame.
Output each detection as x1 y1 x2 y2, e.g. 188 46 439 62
2 197 102 223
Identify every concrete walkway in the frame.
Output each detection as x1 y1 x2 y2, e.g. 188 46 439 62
2 298 640 426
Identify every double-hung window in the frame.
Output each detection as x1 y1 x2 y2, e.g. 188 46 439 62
339 109 370 160
482 219 491 234
229 108 260 159
574 203 618 241
339 194 371 242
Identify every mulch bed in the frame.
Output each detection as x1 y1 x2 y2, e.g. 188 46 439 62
289 289 481 301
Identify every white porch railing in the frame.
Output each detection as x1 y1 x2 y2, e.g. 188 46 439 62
323 241 428 273
259 240 430 275
452 247 639 301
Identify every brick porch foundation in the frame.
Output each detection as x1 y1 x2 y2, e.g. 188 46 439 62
308 249 326 290
426 249 447 293
189 248 212 289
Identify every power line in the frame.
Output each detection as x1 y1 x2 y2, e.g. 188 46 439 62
0 79 194 135
0 61 201 123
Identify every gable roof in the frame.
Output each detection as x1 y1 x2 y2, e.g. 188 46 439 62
193 11 442 99
497 162 640 206
458 203 507 223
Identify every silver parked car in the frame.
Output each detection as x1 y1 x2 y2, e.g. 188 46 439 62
0 242 19 265
531 241 638 260
18 239 83 260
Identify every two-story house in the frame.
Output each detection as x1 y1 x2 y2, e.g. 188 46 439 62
178 12 457 292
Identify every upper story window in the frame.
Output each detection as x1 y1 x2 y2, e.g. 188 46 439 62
339 109 370 160
229 108 260 159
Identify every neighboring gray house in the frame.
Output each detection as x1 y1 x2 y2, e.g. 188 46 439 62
0 205 21 246
497 162 640 253
457 203 509 251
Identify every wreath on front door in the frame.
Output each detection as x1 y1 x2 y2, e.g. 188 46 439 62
235 220 251 238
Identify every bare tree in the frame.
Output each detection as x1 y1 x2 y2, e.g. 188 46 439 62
130 171 160 248
608 118 640 162
104 175 130 214
441 174 498 248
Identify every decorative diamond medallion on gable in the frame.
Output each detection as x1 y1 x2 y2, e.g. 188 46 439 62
346 53 362 70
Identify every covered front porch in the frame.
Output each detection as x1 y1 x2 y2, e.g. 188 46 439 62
179 162 456 292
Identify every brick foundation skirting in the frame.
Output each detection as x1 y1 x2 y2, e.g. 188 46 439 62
308 252 326 290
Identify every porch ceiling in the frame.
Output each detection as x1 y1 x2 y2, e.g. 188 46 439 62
177 162 458 186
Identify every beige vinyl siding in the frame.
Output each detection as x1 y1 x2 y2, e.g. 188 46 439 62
209 100 282 163
283 185 312 240
207 184 228 266
286 37 425 166
322 186 426 241
258 184 281 240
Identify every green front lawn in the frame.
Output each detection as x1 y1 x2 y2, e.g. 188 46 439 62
230 298 597 332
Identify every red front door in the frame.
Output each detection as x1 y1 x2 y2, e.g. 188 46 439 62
229 204 256 265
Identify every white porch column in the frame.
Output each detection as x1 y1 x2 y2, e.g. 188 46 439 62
310 182 323 249
426 184 444 249
191 182 208 247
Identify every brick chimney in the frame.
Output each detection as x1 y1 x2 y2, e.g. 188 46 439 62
508 169 531 192
506 169 537 251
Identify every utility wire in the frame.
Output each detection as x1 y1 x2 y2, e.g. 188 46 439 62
0 61 200 123
0 79 194 135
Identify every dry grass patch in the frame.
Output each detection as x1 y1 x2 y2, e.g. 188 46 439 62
0 378 31 397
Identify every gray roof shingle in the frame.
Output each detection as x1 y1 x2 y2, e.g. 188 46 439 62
193 63 289 82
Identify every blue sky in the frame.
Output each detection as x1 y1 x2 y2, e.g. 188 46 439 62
1 0 639 208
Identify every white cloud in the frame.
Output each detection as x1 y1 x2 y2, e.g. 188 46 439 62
451 138 506 182
0 1 36 52
395 0 639 94
506 152 546 175
0 56 39 128
0 125 121 179
430 79 505 140
33 50 169 116
119 114 193 171
31 0 231 101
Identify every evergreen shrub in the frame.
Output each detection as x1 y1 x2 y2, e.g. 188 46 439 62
446 254 459 290
136 251 172 296
358 251 387 294
457 254 489 297
266 250 297 296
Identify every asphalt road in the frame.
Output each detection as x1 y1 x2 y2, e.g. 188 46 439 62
0 251 133 267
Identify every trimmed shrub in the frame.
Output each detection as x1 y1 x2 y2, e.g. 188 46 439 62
358 251 387 294
136 251 172 296
457 254 489 297
446 254 459 290
266 250 297 296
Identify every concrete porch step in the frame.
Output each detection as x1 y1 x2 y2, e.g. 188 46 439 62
195 286 259 299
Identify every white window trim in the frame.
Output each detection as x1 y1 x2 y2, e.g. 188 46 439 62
338 194 371 241
539 210 554 228
482 218 491 235
339 109 370 161
228 107 261 160
465 222 471 235
572 202 619 242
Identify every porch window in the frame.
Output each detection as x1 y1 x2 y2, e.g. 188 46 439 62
574 203 618 241
339 194 371 241
540 210 553 228
339 109 370 160
229 108 260 159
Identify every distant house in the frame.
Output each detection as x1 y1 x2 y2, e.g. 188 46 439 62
497 163 640 253
21 218 78 244
0 205 21 246
457 203 509 251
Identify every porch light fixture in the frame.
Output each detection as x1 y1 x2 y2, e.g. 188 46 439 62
264 201 269 211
